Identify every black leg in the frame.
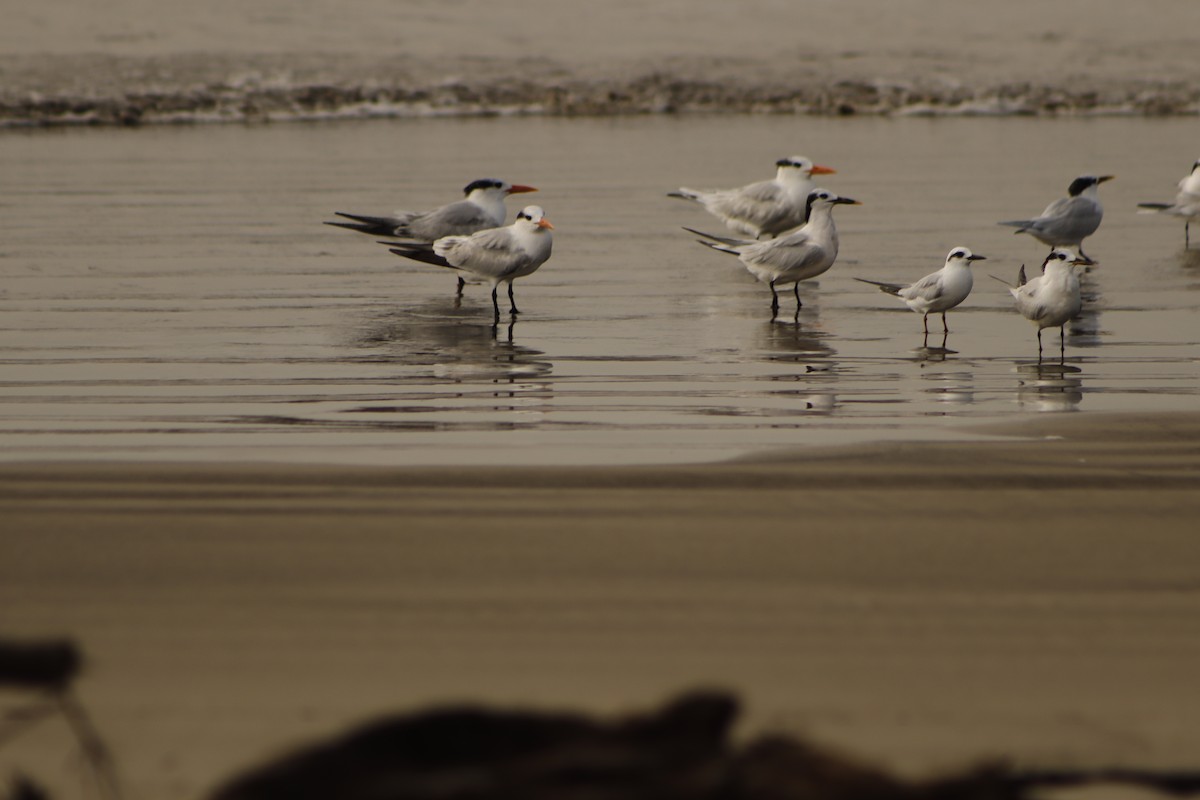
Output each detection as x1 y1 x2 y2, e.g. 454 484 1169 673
1186 220 1191 248
941 312 949 334
507 281 520 315
922 313 928 335
1060 325 1066 360
1037 328 1043 359
769 281 779 316
793 282 802 309
490 285 501 320
456 276 465 296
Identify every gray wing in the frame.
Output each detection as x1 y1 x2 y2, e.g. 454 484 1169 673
1013 279 1052 321
409 200 497 239
738 179 787 204
898 272 944 303
1035 195 1102 237
745 231 825 273
707 180 799 233
327 211 417 237
438 228 533 279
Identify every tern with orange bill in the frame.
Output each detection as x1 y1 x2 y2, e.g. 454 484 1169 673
385 206 554 320
327 178 537 294
669 156 837 239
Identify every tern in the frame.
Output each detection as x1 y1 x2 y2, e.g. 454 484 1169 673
385 206 553 319
998 175 1113 260
688 189 860 319
327 179 537 294
993 248 1092 359
327 179 537 239
669 156 837 239
1137 158 1200 248
855 247 986 335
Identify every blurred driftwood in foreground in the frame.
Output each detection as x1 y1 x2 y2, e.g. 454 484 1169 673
0 640 120 800
210 689 1200 800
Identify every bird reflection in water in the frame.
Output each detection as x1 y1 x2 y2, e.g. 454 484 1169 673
759 320 838 413
1016 361 1084 412
759 317 836 364
914 331 956 363
1066 268 1105 349
353 300 553 384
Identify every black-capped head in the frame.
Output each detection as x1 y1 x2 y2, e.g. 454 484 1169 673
947 247 986 263
462 178 507 195
1066 175 1114 196
776 156 836 176
1044 248 1095 268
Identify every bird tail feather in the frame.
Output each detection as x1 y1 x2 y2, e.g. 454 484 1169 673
683 227 747 246
852 278 903 296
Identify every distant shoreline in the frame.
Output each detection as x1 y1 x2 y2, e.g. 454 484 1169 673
3 53 1198 128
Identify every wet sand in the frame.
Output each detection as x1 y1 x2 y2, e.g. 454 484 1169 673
4 412 1200 798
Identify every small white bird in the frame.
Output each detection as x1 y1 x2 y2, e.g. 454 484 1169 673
386 206 554 319
996 248 1093 359
999 175 1113 260
1137 158 1200 248
855 247 986 335
669 156 837 239
688 189 860 318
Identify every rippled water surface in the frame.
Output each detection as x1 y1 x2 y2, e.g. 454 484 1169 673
2 115 1198 464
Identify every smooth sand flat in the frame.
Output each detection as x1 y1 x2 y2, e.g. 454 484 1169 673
3 412 1200 797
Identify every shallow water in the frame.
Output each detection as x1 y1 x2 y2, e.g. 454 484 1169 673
2 115 1198 465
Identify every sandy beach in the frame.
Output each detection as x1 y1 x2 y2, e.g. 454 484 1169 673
4 412 1200 797
3 0 1200 797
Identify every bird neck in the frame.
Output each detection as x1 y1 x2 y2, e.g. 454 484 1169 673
1043 262 1077 286
804 205 836 236
777 168 812 193
469 190 506 216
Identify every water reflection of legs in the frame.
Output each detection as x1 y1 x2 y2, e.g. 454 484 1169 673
352 300 549 380
490 317 517 343
916 331 954 361
1016 360 1084 412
